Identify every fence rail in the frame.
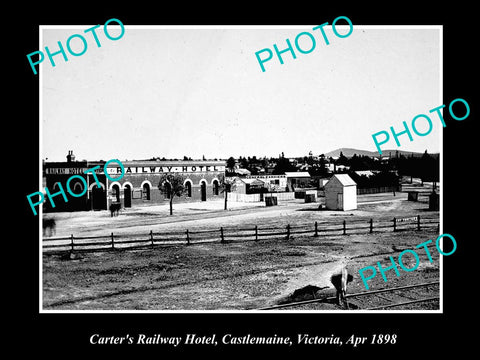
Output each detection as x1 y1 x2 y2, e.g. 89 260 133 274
42 214 440 254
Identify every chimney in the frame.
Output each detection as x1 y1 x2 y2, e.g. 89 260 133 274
66 150 75 163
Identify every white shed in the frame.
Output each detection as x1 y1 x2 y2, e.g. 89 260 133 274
325 174 357 211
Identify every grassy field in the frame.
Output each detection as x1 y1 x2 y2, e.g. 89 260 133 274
42 187 440 311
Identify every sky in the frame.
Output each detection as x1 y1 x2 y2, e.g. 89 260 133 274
41 25 441 162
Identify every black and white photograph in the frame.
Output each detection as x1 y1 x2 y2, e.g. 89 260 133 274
39 24 442 313
15 4 476 356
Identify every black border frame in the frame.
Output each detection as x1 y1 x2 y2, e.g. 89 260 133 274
15 3 476 356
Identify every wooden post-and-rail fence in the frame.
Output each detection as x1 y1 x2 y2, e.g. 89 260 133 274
42 215 440 254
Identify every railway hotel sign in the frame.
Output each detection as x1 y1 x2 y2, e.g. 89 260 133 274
111 165 224 174
45 165 224 175
45 168 88 175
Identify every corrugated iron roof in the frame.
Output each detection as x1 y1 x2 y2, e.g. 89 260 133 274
239 178 265 185
284 172 311 178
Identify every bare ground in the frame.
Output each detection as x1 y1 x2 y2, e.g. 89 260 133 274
42 185 441 311
42 190 440 311
45 191 432 237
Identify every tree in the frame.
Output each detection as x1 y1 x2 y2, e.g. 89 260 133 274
217 173 236 210
261 157 268 169
273 152 296 174
158 173 186 215
337 151 348 166
226 156 236 175
239 156 248 169
418 150 439 186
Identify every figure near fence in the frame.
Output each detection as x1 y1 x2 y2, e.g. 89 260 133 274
43 218 56 237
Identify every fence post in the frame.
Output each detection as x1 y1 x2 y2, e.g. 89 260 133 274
343 220 346 235
150 230 154 248
393 217 397 232
111 232 115 249
286 224 291 240
314 221 318 237
417 215 421 231
70 234 74 252
186 229 190 245
255 225 258 241
220 227 225 243
369 219 373 234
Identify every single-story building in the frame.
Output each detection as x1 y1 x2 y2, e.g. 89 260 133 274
285 171 311 190
233 178 266 194
325 174 357 211
245 175 287 192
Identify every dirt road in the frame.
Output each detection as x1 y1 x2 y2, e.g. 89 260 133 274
45 193 419 237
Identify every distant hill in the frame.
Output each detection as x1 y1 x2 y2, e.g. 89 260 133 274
324 148 439 159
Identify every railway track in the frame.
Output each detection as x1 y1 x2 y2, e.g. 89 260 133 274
258 281 440 310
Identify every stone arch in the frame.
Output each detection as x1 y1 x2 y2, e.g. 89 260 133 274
199 179 207 201
183 179 193 198
88 182 106 210
109 181 122 191
212 178 220 196
89 182 105 191
140 180 152 201
162 180 172 199
110 182 121 203
72 181 84 194
122 182 133 208
122 181 134 190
